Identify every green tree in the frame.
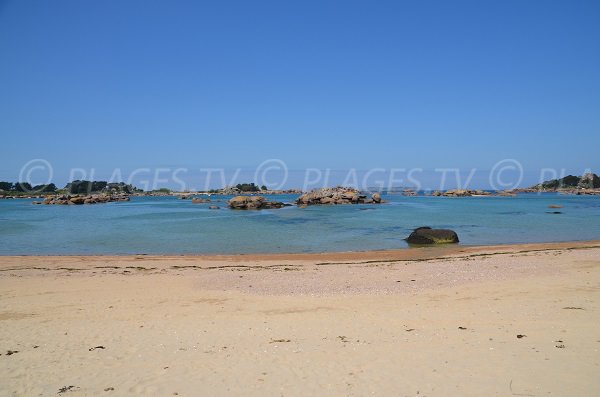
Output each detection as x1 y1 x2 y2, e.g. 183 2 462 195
14 182 33 192
32 183 57 192
236 183 259 192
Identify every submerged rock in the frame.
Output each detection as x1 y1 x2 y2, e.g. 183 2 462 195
406 227 459 244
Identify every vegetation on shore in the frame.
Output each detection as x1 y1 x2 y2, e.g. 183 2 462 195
0 180 140 197
530 172 599 190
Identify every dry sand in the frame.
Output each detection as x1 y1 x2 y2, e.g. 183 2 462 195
1 241 599 396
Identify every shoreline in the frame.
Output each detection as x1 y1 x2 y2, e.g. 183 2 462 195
2 239 600 262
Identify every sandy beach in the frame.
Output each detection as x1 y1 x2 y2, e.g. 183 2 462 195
1 241 599 396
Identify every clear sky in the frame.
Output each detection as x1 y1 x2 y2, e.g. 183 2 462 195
0 0 599 188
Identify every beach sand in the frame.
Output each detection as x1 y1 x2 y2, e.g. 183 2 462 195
1 241 599 396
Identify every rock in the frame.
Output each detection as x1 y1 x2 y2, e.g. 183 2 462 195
261 201 288 209
341 192 358 201
208 205 219 209
69 196 86 205
334 198 351 204
296 187 381 206
227 196 285 210
496 190 516 197
577 172 600 189
228 196 250 209
38 194 130 205
372 193 381 203
406 227 459 244
192 198 211 204
443 189 472 197
245 196 265 209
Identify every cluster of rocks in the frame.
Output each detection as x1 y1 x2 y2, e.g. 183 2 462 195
228 196 290 210
215 186 301 195
405 227 459 244
191 197 211 204
569 189 600 195
296 187 382 206
430 189 515 197
33 194 130 205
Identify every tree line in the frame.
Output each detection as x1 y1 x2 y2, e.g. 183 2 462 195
0 180 138 194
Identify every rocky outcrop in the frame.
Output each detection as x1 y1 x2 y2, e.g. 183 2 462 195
531 172 600 191
578 173 600 189
296 187 383 206
191 197 211 204
227 196 289 210
496 190 516 197
405 227 459 244
39 194 130 205
431 189 510 197
216 186 302 195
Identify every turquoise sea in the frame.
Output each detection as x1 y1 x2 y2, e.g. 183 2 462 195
0 194 599 255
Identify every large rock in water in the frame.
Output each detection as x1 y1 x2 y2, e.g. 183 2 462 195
296 187 383 206
406 227 459 244
228 195 287 210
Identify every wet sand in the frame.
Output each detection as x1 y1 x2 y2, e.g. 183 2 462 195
1 241 599 396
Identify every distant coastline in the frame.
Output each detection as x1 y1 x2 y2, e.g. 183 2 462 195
2 171 599 200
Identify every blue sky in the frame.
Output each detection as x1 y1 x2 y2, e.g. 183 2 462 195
0 0 599 188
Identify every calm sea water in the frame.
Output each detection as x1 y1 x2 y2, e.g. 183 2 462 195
0 194 599 255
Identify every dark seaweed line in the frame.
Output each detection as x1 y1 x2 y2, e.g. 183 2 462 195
1 244 597 273
313 244 600 267
171 264 303 271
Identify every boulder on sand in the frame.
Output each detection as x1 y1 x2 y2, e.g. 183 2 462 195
405 227 459 244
